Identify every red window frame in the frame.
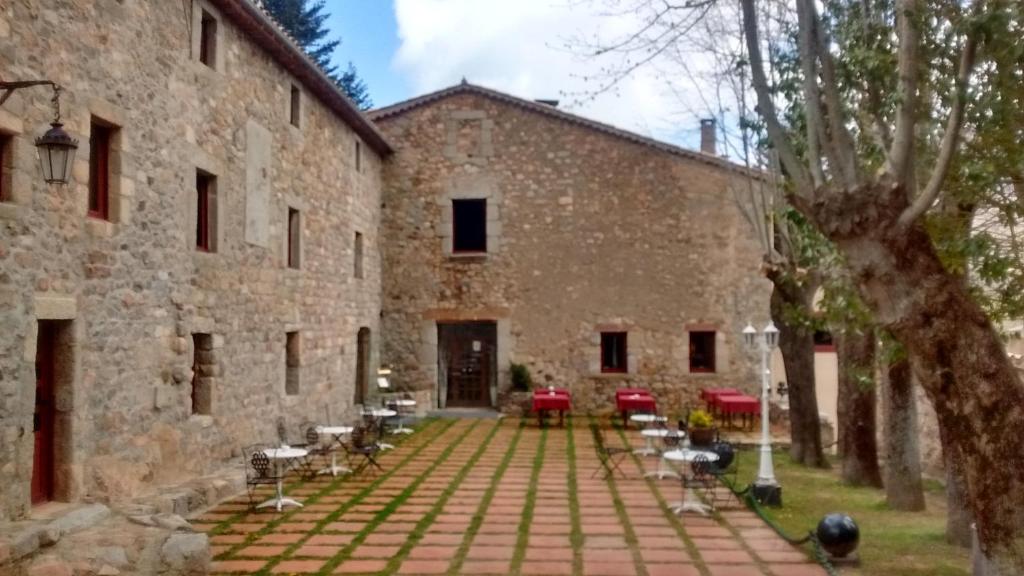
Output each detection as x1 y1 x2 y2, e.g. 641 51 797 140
689 331 716 373
287 208 300 269
600 332 628 373
196 171 212 251
199 10 217 68
88 121 111 220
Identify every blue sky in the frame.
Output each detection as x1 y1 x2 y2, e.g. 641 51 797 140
322 1 731 154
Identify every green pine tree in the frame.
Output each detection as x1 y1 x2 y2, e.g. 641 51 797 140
263 0 373 110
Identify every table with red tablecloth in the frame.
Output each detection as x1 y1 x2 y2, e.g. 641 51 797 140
616 389 657 428
700 387 741 410
533 389 571 427
716 394 759 429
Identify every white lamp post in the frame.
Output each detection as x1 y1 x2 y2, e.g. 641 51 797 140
744 321 782 506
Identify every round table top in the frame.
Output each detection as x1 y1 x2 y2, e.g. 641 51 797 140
630 414 668 423
365 408 398 418
391 399 417 407
662 449 719 463
640 428 675 438
317 426 353 435
262 447 309 459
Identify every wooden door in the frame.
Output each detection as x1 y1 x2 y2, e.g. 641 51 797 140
439 322 496 407
33 323 57 504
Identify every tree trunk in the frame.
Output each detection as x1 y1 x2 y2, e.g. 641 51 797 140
836 330 882 487
804 182 1024 571
769 277 827 467
945 447 973 548
881 356 925 510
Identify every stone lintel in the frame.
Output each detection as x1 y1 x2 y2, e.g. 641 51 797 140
422 308 510 322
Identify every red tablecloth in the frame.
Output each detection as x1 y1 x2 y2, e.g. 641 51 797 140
717 394 759 415
533 391 571 411
700 387 741 403
616 393 657 412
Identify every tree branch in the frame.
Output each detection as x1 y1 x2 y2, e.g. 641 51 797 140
887 0 920 183
794 0 828 188
740 0 815 199
898 10 982 226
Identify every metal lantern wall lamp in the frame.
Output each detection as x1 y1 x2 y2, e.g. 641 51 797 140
0 80 79 185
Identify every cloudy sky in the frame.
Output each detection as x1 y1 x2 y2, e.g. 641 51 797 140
326 0 725 151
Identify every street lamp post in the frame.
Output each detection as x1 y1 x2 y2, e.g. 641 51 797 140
744 321 782 506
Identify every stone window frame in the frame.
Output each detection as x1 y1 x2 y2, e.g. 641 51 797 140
354 230 364 279
589 323 638 377
440 174 502 258
443 110 494 165
684 322 728 375
600 331 629 373
285 331 301 396
189 147 225 257
190 333 217 416
688 330 717 373
0 108 29 219
289 84 302 129
191 1 225 73
79 99 131 238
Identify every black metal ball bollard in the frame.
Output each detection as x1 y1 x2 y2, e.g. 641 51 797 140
816 513 860 558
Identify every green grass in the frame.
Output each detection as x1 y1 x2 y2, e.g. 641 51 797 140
734 449 970 576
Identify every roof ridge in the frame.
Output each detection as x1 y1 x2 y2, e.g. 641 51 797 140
370 82 764 178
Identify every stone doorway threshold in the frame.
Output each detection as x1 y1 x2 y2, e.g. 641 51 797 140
427 407 504 419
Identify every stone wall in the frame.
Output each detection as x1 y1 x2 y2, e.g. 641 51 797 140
0 1 382 520
375 90 771 415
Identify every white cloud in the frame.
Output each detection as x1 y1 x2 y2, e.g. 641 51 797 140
390 0 720 150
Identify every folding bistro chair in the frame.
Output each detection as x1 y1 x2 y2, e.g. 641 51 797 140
590 421 630 479
242 443 281 510
683 453 717 511
345 425 383 475
708 440 739 507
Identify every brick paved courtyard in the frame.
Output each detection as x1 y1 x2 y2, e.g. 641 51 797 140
197 419 827 575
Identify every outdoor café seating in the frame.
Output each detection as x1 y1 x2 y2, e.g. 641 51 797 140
532 386 571 427
616 387 657 428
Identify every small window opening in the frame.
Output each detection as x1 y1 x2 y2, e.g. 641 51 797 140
355 140 362 172
452 199 487 253
689 331 716 373
199 10 218 68
88 119 113 220
191 333 213 415
285 331 300 395
354 231 364 279
601 332 628 373
290 85 301 128
287 207 300 269
0 134 11 202
196 170 216 252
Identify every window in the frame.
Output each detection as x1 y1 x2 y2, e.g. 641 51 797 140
88 119 113 220
0 134 10 202
601 332 628 373
689 331 716 373
287 207 300 269
814 330 835 351
199 10 218 68
355 140 361 173
354 231 364 279
285 331 300 395
452 199 487 253
290 85 301 128
195 170 216 252
191 333 213 415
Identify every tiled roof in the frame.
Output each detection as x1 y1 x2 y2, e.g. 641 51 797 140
370 81 763 177
210 0 392 155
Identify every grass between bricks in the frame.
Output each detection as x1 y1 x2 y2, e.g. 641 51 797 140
508 424 547 575
565 418 584 576
612 423 711 576
599 420 650 576
446 419 526 575
377 419 505 575
209 417 443 561
240 418 458 575
312 419 481 575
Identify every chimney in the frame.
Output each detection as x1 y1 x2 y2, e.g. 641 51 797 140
534 99 560 108
700 118 716 155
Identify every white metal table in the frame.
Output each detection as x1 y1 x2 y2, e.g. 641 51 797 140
630 414 668 456
662 449 719 515
640 429 682 479
256 446 308 512
316 426 353 476
389 399 416 434
364 408 398 450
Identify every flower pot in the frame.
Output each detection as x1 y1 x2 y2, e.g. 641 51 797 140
688 427 715 446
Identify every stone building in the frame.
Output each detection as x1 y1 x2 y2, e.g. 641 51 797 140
0 1 388 522
0 0 770 535
372 84 770 415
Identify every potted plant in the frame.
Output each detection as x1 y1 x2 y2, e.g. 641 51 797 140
687 409 716 446
510 362 532 392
